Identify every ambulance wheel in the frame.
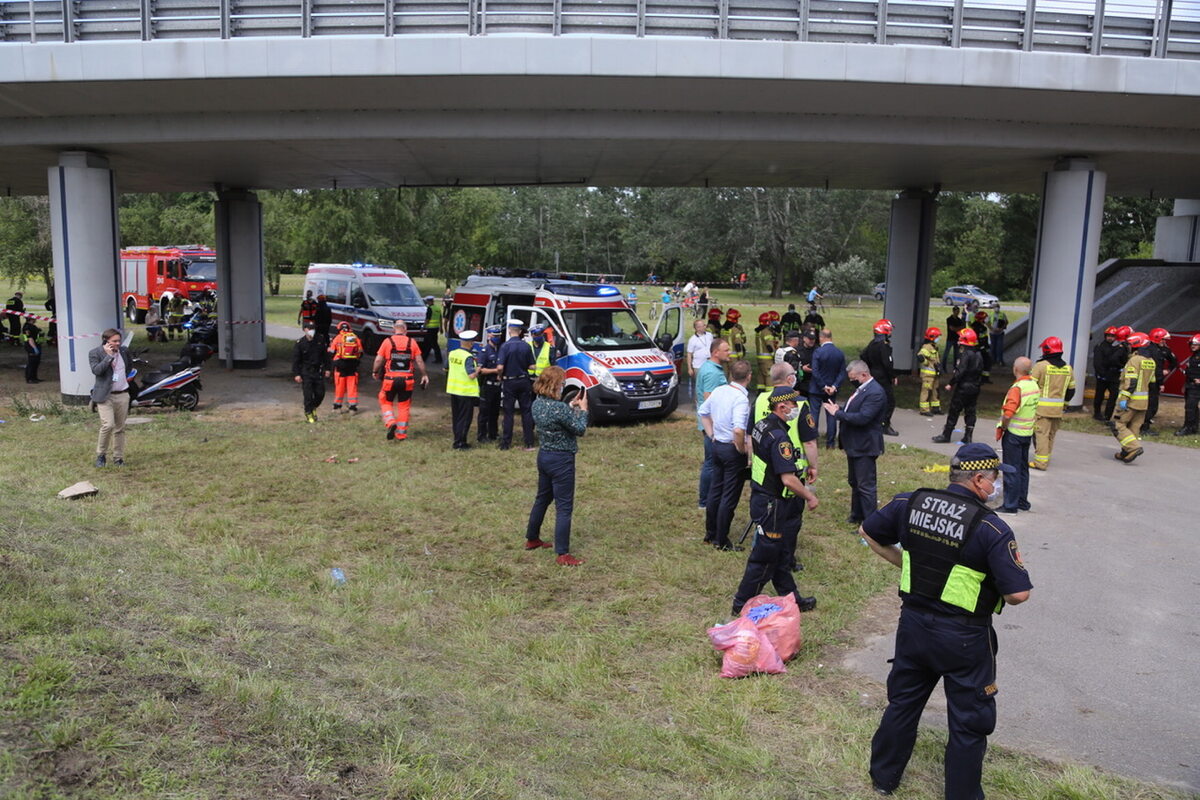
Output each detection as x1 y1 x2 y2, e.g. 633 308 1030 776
661 392 678 417
174 390 199 411
361 329 379 355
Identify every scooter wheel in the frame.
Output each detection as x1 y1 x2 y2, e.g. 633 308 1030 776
174 390 200 411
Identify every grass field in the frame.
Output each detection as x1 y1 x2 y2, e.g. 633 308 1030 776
1 319 1193 798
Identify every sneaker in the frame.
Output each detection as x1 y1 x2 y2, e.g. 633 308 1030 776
386 424 397 440
997 508 1018 516
556 553 584 566
112 458 124 467
305 412 316 424
796 595 818 612
94 454 106 468
524 539 553 550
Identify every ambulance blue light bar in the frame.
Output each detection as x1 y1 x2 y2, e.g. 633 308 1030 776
545 281 622 297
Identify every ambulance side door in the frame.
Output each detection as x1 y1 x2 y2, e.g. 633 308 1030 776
505 305 566 359
652 304 686 374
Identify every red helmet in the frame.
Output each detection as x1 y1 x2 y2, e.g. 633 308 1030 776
768 310 780 322
974 311 988 322
958 328 978 346
337 321 351 332
1191 333 1200 347
873 319 893 335
1115 325 1132 342
925 326 942 340
1127 332 1150 348
1104 326 1117 336
1040 336 1064 355
726 308 740 321
708 307 722 319
758 312 771 325
1149 327 1171 344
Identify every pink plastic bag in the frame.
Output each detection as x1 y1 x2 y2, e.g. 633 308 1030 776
707 617 786 678
740 594 803 662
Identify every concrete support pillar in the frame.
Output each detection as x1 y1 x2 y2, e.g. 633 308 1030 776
1028 158 1106 408
882 189 937 372
1153 198 1200 261
47 152 122 404
214 190 267 368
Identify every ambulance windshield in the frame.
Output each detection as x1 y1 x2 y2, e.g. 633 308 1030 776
562 309 651 351
364 282 423 307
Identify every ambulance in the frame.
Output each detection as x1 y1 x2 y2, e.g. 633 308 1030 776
448 275 679 420
302 263 431 354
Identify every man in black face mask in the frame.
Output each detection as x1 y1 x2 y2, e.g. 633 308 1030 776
824 359 886 527
476 325 504 443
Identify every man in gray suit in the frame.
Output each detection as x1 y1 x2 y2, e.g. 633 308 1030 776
89 328 135 467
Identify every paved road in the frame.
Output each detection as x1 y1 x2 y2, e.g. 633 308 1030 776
843 405 1199 793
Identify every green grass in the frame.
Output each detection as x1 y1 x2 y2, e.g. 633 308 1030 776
0 368 1192 799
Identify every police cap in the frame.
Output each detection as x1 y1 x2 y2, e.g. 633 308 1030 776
485 324 503 335
529 323 547 335
459 330 478 342
506 318 525 329
951 443 1016 474
768 386 800 407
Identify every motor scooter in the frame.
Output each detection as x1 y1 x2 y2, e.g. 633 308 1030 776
128 342 213 411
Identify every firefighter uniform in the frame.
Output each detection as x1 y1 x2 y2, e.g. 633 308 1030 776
722 310 747 358
1110 344 1156 462
167 295 186 340
864 444 1031 800
1030 356 1075 470
732 388 819 615
298 293 317 325
328 324 363 412
706 308 724 337
375 331 424 440
754 314 778 392
933 332 984 444
917 339 941 415
476 325 504 443
447 331 480 449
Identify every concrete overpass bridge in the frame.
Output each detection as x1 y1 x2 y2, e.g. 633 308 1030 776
2 0 1200 398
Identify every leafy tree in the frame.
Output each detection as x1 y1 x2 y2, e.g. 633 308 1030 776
119 192 214 246
814 255 874 301
0 196 53 295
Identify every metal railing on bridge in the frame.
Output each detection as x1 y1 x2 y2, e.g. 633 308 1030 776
2 0 1197 60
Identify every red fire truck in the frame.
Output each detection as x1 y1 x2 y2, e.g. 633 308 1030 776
121 246 218 323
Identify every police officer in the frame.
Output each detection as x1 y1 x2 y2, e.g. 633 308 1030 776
917 327 942 416
292 320 332 424
447 330 480 449
371 320 429 441
861 319 899 436
1176 333 1200 437
1141 328 1177 436
328 321 364 413
1029 336 1075 471
1110 331 1156 463
933 328 984 444
497 318 537 451
528 323 554 378
862 442 1032 800
424 296 443 364
476 324 504 443
731 386 820 615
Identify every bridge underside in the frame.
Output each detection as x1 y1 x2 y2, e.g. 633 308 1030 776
2 68 1200 195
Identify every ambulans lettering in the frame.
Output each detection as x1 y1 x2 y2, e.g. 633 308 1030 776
602 354 670 368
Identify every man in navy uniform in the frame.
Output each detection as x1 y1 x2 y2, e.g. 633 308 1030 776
476 324 504 443
731 386 820 615
860 442 1032 800
496 318 536 451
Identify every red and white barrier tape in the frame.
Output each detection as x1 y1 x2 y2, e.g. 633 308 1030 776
223 319 264 325
3 309 56 323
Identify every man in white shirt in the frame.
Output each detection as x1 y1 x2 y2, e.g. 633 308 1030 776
699 359 753 550
686 318 713 399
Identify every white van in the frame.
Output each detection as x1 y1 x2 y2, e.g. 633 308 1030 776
302 263 430 353
449 275 679 421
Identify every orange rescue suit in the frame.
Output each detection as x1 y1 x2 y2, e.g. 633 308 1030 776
328 330 363 408
376 334 421 439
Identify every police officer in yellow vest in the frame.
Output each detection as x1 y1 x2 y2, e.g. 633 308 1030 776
995 357 1039 515
528 323 554 377
1028 336 1075 471
424 295 443 364
861 443 1032 800
754 362 819 482
447 330 480 450
731 385 821 616
917 327 942 416
1110 331 1156 463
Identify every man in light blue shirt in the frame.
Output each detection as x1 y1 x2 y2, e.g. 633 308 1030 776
696 338 731 508
700 358 753 550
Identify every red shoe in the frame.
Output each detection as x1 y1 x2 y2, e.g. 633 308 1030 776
524 539 552 550
556 554 584 566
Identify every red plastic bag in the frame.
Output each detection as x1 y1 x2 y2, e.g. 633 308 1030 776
740 594 803 662
707 617 785 678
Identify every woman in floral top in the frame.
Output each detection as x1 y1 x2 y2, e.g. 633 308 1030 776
524 366 589 566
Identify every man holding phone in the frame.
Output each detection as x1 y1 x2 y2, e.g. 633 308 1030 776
89 329 135 467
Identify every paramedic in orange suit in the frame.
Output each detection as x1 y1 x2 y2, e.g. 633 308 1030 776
328 321 364 413
371 320 429 441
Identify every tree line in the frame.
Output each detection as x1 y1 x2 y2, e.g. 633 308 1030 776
0 187 1169 299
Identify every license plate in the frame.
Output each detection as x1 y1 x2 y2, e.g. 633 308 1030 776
637 399 662 410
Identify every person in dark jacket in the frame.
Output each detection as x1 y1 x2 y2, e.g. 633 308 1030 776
1141 328 1178 436
970 311 992 383
933 328 985 444
945 306 964 366
525 366 589 566
861 319 899 436
292 320 332 423
823 359 886 526
1092 326 1124 421
313 295 333 346
810 328 846 448
1176 333 1200 436
21 321 42 383
5 291 25 342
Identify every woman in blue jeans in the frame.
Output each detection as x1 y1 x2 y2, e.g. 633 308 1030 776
525 366 589 566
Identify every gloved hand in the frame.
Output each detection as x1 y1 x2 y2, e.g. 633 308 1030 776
1117 398 1128 412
